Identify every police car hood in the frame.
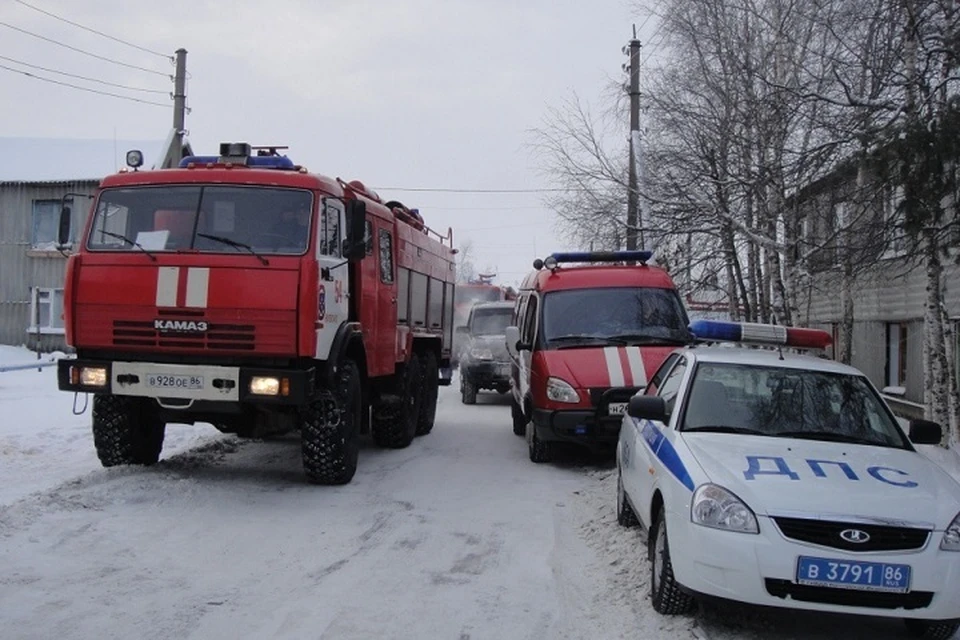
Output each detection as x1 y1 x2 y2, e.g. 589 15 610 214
540 346 675 389
683 434 960 527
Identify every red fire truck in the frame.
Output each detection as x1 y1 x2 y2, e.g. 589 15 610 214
56 143 457 485
505 251 691 462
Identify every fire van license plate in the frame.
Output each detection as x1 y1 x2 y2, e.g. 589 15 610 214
608 402 629 415
796 556 910 593
146 374 203 390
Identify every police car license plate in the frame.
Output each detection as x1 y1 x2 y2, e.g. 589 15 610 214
146 374 203 390
796 556 910 593
608 402 628 415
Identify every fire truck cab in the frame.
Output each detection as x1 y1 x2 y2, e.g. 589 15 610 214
56 143 456 485
505 251 692 462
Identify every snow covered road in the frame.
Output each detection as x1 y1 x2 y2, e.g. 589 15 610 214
0 351 953 639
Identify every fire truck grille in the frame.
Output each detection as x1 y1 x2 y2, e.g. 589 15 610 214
112 320 256 351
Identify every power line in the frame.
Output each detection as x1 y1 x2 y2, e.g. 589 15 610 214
375 186 567 193
0 21 171 77
0 62 170 107
0 54 169 94
13 0 171 60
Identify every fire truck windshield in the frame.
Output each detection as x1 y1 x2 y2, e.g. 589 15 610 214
540 287 691 348
86 185 318 256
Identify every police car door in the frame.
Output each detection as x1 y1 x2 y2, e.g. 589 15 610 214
315 198 349 359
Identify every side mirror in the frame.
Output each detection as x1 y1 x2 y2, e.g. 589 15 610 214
57 206 71 247
505 325 521 356
344 199 367 261
627 395 668 422
908 418 942 445
456 326 470 337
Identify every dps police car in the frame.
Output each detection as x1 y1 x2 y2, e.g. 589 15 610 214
617 320 960 638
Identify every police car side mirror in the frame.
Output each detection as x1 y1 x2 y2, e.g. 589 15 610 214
627 395 668 422
505 325 521 356
908 418 942 445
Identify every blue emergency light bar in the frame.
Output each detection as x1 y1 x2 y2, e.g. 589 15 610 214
178 155 296 169
689 320 832 349
546 250 653 265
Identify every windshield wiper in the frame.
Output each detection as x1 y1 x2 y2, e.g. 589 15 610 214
609 333 691 346
683 425 770 436
775 431 895 447
97 230 157 261
549 335 627 349
196 233 270 265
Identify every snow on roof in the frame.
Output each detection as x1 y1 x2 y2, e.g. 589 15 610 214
0 137 165 182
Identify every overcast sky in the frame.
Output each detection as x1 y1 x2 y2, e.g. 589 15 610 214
0 0 657 286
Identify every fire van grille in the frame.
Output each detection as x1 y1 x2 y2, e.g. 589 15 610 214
112 320 256 351
764 579 933 610
773 517 930 552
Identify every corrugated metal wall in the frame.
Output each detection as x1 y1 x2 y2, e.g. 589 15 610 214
0 181 96 349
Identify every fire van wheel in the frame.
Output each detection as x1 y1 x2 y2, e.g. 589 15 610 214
903 619 960 639
461 378 477 405
301 359 361 485
526 421 553 463
416 352 439 436
372 357 423 449
511 398 525 436
650 509 696 615
616 467 639 527
91 395 166 466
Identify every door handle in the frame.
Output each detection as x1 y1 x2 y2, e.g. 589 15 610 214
391 297 397 303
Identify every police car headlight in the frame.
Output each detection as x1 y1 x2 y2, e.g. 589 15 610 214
941 512 960 551
546 377 580 403
691 484 759 534
470 347 493 360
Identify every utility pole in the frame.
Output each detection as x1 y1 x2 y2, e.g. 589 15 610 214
624 27 643 254
158 48 189 168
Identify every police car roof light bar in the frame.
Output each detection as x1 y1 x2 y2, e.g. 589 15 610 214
548 250 653 265
689 320 832 350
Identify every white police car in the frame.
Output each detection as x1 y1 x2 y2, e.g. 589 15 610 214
616 320 960 639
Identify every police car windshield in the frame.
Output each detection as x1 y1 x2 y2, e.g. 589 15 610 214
470 308 513 336
87 185 315 256
682 363 910 449
541 287 690 348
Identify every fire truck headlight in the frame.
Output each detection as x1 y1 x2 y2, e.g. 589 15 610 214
249 376 281 396
546 377 580 403
79 366 108 387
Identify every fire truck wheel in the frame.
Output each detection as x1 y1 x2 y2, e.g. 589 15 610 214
92 395 166 466
301 360 361 485
511 398 526 436
416 352 439 436
371 356 422 448
461 378 477 405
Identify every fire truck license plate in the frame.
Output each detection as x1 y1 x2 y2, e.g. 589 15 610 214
608 402 628 415
146 374 203 390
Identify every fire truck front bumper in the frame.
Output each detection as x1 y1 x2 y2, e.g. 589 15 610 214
58 358 313 406
530 407 623 452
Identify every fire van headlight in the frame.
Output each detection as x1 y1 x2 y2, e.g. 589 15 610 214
941 512 960 551
79 366 108 387
249 376 281 396
691 484 759 534
546 377 580 403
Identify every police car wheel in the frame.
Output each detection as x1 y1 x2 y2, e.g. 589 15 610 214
903 619 960 639
650 509 695 615
616 468 639 527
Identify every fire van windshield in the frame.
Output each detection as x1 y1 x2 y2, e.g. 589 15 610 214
541 287 691 348
86 185 318 256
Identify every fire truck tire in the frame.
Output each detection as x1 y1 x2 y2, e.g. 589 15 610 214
92 395 165 466
301 359 361 485
511 398 526 436
416 351 439 436
372 356 422 448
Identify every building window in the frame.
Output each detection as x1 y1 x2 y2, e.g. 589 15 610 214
886 322 908 388
378 229 394 283
881 186 907 259
32 199 68 249
28 287 65 334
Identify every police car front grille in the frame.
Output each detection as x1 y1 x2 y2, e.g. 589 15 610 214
772 517 930 552
764 579 933 609
112 320 256 351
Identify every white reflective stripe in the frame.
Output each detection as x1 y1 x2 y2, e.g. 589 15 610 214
185 267 209 308
626 346 646 387
604 347 625 387
740 323 788 344
156 267 179 307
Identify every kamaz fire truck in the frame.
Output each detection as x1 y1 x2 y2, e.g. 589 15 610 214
56 143 457 485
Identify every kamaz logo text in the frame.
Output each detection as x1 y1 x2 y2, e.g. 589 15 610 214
154 319 209 332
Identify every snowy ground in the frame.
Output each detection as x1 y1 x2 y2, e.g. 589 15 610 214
0 346 955 639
